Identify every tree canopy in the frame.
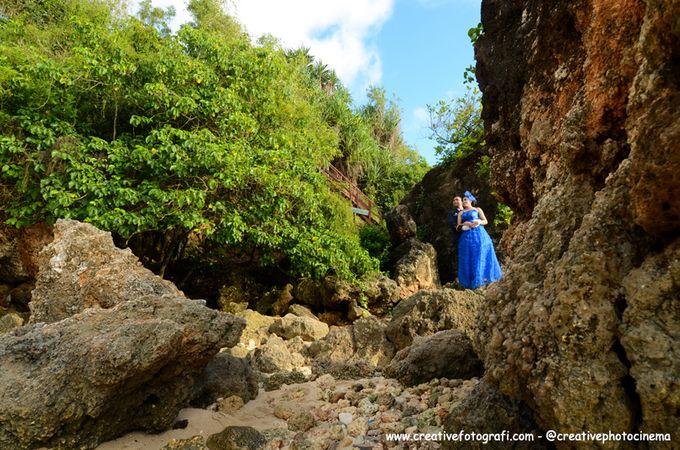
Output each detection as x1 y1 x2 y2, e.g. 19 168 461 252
0 0 426 281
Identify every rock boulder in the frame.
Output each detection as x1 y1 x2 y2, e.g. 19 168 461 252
0 295 244 450
386 288 482 350
29 220 181 324
385 330 483 387
388 238 440 298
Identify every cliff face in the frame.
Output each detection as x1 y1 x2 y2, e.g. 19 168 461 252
475 0 679 440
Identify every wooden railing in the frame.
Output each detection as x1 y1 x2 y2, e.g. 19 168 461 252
321 164 379 223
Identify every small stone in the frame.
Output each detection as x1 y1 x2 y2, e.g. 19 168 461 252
404 426 418 435
338 412 353 425
437 393 452 404
347 417 368 437
207 426 266 450
273 403 295 420
357 398 378 416
449 379 463 388
0 313 24 334
313 404 336 422
330 389 346 403
217 395 245 413
287 410 316 432
376 392 395 407
380 411 399 423
161 436 206 450
329 424 346 440
379 421 405 434
339 437 353 448
172 419 189 429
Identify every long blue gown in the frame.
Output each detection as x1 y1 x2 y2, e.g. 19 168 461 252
458 209 502 289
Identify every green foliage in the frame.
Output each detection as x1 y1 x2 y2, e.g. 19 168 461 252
0 0 378 281
427 86 484 164
494 202 514 227
468 23 483 44
283 53 429 213
463 23 483 84
355 87 429 211
359 223 391 271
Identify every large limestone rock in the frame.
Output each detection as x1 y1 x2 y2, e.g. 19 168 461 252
30 220 181 323
384 204 416 246
0 295 244 450
386 288 482 350
308 316 395 378
621 241 680 434
389 238 440 298
191 352 259 407
269 313 329 341
292 275 400 317
0 219 246 449
250 335 301 373
384 330 483 387
475 0 679 441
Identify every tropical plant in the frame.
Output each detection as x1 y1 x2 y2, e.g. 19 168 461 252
0 0 378 281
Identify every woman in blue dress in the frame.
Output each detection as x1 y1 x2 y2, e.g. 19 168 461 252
456 191 502 289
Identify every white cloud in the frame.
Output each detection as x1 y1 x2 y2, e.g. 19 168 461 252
412 106 430 130
416 0 478 7
228 0 394 91
131 1 395 94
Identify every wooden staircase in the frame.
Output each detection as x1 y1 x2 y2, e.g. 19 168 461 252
321 164 380 223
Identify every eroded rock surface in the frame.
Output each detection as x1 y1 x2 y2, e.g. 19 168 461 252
475 0 679 441
386 288 482 350
30 220 181 323
0 220 245 449
0 296 243 450
385 330 483 387
389 238 440 299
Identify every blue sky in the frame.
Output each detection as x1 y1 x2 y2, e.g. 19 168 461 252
378 0 481 164
136 0 481 165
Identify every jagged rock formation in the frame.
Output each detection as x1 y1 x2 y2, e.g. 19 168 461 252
384 205 417 245
385 330 483 387
475 0 679 442
30 220 181 323
292 275 401 318
0 295 244 450
386 288 482 350
443 379 547 450
0 222 52 284
191 352 259 408
384 206 441 296
0 220 245 449
389 238 440 299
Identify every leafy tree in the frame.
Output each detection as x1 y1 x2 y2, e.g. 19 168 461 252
427 86 485 165
0 0 377 280
285 50 429 214
356 87 429 211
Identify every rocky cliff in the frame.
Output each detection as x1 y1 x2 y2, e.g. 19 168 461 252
475 0 679 444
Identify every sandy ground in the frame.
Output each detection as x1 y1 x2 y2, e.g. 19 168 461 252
95 378 345 449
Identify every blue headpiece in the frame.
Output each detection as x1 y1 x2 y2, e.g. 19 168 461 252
464 191 477 203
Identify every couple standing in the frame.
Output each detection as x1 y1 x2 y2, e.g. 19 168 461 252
447 191 502 289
